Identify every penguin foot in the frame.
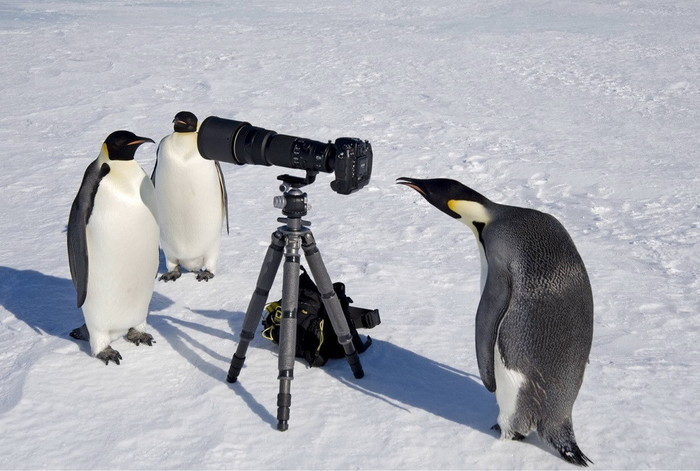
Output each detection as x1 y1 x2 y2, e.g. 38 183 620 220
70 324 90 341
96 346 122 365
159 267 182 282
127 328 155 346
491 424 525 441
196 270 215 282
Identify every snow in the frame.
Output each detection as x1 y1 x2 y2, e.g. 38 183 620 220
0 0 698 469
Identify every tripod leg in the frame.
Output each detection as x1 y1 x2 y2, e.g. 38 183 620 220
227 231 285 383
301 232 365 379
276 235 302 431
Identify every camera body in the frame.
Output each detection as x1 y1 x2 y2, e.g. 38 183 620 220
197 116 372 195
330 138 372 195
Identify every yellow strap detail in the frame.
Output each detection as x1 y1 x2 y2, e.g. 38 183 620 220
316 319 324 352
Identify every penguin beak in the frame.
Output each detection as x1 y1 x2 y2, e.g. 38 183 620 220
128 136 155 146
396 176 462 219
396 177 427 196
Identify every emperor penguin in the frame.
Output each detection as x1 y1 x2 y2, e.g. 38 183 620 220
397 177 594 466
67 131 160 365
151 111 229 282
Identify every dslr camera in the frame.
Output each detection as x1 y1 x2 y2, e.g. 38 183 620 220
197 116 372 194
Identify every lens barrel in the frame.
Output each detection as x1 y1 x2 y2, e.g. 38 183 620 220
198 116 334 173
197 115 371 194
197 117 248 165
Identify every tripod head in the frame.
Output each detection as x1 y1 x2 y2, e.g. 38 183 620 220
277 170 317 191
274 172 315 221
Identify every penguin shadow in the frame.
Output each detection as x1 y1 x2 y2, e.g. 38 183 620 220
323 339 498 434
0 266 83 339
158 248 167 273
0 265 174 358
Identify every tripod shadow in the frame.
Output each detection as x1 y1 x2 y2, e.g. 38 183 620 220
149 309 236 382
324 338 497 434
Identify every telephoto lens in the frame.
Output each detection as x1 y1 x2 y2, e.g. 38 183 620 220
197 115 372 194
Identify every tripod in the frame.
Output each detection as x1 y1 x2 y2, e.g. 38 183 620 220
227 173 364 431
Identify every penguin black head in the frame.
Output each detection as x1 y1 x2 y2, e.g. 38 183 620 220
397 177 490 219
173 111 198 133
103 130 154 161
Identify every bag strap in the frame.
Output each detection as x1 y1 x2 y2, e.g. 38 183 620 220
348 306 381 329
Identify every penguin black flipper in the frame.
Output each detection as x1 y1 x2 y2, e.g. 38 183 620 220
215 161 230 235
150 140 161 186
475 260 512 392
67 160 110 307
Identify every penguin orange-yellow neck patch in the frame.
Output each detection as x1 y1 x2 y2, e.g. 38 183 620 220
447 200 490 224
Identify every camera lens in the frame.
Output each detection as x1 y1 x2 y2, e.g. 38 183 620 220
233 125 275 166
197 116 248 165
261 135 332 173
197 116 372 194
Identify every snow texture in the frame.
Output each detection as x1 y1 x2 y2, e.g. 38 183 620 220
0 1 698 469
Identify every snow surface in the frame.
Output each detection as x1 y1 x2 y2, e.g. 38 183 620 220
1 1 698 469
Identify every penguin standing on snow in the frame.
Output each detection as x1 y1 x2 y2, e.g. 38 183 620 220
397 177 594 466
67 131 159 365
151 111 229 282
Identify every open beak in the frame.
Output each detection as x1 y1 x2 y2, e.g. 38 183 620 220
396 177 427 195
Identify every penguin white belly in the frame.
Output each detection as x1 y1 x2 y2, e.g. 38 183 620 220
493 342 527 439
155 149 223 271
82 168 159 354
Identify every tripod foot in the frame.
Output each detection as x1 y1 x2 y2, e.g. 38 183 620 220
227 354 246 383
276 388 292 432
347 351 365 379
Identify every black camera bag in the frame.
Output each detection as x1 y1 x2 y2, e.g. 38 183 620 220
261 267 380 367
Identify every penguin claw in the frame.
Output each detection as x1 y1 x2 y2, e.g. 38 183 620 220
96 346 122 365
491 424 525 441
127 328 155 346
69 324 90 341
159 269 182 282
196 270 214 282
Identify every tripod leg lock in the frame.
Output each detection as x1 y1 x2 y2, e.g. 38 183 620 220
336 332 353 346
239 330 255 341
277 369 294 380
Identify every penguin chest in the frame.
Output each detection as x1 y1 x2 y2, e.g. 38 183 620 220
83 169 159 330
155 155 223 255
